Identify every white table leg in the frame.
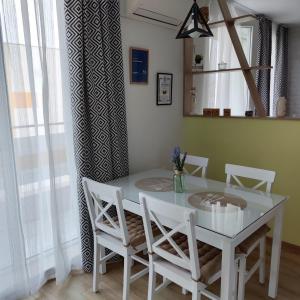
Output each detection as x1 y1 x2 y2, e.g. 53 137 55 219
268 205 284 298
221 240 235 300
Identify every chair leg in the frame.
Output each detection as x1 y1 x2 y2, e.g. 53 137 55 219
148 257 156 300
238 256 246 300
259 237 266 284
99 245 107 275
93 241 100 293
192 282 201 300
123 255 131 300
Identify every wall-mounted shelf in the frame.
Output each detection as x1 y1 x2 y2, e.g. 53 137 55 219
192 65 272 74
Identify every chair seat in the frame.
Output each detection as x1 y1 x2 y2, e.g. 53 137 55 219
159 233 222 284
103 211 160 249
237 225 270 254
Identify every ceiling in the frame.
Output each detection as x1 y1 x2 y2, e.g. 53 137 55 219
234 0 300 25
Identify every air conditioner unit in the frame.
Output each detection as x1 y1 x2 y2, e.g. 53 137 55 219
124 0 187 30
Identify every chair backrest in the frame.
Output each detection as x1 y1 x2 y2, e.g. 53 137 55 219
82 177 129 246
225 164 276 193
139 193 201 281
180 154 209 178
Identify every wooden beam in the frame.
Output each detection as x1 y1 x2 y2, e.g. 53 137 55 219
217 0 266 117
183 39 193 115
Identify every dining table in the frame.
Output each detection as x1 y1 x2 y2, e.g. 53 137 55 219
107 168 287 300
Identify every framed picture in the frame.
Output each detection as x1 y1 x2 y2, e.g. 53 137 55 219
129 47 149 84
157 73 173 105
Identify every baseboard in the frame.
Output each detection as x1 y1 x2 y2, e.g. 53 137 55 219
266 236 300 254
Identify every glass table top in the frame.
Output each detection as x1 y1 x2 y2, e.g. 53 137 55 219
109 169 287 238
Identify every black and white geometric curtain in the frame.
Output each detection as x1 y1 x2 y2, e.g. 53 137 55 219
273 25 289 115
255 15 272 116
64 0 128 272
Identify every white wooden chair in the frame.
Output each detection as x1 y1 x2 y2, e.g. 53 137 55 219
180 154 209 178
82 177 151 300
225 164 276 300
139 192 239 300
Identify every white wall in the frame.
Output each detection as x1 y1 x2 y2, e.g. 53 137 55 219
288 26 300 117
121 17 183 172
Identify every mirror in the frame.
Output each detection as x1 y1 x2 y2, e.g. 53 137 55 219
187 0 299 119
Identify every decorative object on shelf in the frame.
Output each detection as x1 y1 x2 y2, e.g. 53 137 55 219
224 108 231 117
176 0 213 39
190 87 197 103
212 108 220 117
245 110 254 117
276 97 287 118
203 108 220 117
171 146 187 193
157 73 173 105
218 61 227 70
195 54 203 67
203 108 213 117
130 47 149 84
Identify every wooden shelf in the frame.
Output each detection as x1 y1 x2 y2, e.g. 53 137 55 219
192 65 272 74
208 14 256 28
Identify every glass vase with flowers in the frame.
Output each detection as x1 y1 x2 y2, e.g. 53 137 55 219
171 146 187 193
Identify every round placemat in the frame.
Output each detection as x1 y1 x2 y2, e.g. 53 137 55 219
135 177 173 192
188 192 247 211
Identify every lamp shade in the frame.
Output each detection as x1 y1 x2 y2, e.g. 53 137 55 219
176 0 213 39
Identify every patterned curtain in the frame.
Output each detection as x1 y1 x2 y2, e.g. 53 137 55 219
64 0 129 272
273 25 289 115
255 15 272 116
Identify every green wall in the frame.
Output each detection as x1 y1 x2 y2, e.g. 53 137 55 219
183 117 300 246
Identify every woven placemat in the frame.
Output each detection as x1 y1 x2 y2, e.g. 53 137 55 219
135 177 173 192
188 192 247 211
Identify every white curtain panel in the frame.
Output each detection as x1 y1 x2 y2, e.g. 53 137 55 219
0 0 81 298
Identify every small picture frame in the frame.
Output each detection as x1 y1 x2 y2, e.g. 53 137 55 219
130 47 149 84
157 73 173 105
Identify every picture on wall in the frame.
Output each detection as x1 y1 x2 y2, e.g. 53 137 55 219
130 47 149 84
157 73 173 105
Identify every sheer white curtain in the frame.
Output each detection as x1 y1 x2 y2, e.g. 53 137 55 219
193 0 253 116
0 0 81 298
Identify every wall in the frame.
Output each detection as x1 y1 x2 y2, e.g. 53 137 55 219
121 17 183 172
183 117 300 246
288 26 300 117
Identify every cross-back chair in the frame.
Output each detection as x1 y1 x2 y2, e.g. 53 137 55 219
82 177 150 300
139 192 238 300
225 164 276 300
181 154 209 178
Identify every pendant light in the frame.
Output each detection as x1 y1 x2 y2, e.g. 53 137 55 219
176 0 213 39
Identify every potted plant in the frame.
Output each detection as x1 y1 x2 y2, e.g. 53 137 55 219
171 146 187 193
195 54 203 69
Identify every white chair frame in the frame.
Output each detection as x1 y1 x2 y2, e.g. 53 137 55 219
139 192 238 300
181 154 209 178
225 164 276 300
82 177 149 300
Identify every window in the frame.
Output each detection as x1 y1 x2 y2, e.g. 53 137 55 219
0 1 80 296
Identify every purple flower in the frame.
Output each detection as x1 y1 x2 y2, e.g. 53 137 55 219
171 146 187 171
172 146 181 162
